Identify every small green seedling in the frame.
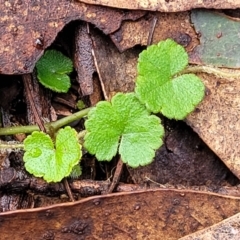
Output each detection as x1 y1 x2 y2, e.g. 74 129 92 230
23 126 81 182
21 39 205 182
135 39 205 119
36 50 73 93
83 39 205 166
84 93 164 167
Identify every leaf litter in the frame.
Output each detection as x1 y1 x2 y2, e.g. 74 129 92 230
0 2 240 239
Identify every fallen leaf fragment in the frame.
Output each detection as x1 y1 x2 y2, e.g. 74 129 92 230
1 189 240 239
77 0 240 12
110 12 198 53
180 212 240 240
0 0 145 74
190 10 240 68
186 72 240 180
91 28 139 99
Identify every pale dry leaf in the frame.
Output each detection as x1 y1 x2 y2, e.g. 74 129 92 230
77 0 239 12
186 72 240 180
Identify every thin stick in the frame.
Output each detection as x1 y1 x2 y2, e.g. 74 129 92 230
23 74 46 132
63 178 75 202
147 16 158 46
108 157 124 193
91 49 108 100
88 23 108 100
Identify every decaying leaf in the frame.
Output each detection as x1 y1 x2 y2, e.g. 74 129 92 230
110 12 198 52
1 189 240 239
91 28 139 99
180 212 240 240
190 10 240 68
0 0 145 74
186 73 240 180
77 0 240 12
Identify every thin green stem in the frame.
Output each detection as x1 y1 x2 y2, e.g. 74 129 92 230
50 107 92 130
0 125 39 136
78 130 87 139
0 141 24 149
0 107 92 136
183 65 240 80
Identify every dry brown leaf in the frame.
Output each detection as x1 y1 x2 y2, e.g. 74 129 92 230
0 1 145 74
91 28 138 99
77 0 240 12
180 212 240 240
1 189 240 239
186 73 240 180
110 12 198 53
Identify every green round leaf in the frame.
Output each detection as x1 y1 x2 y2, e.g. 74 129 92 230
23 126 81 183
36 50 73 93
135 39 205 119
84 93 164 168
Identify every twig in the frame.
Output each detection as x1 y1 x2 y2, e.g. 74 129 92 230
147 16 158 46
23 74 46 132
63 178 75 202
88 23 109 100
108 157 124 193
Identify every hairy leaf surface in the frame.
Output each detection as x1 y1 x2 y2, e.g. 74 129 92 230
23 126 81 182
135 39 205 119
84 93 164 167
36 50 73 93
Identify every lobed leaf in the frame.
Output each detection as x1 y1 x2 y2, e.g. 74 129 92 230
36 50 73 93
135 39 205 119
23 126 81 182
84 93 164 167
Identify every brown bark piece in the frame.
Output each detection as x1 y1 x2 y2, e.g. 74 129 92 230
0 1 145 74
110 12 198 52
186 74 240 180
91 29 139 99
74 23 95 96
180 212 240 240
78 0 240 12
1 189 240 239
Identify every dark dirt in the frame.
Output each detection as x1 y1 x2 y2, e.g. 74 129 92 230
129 120 239 187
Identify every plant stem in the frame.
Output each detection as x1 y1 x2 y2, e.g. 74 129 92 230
50 107 92 130
183 65 240 80
0 107 92 136
0 141 24 149
0 125 39 136
78 130 87 139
